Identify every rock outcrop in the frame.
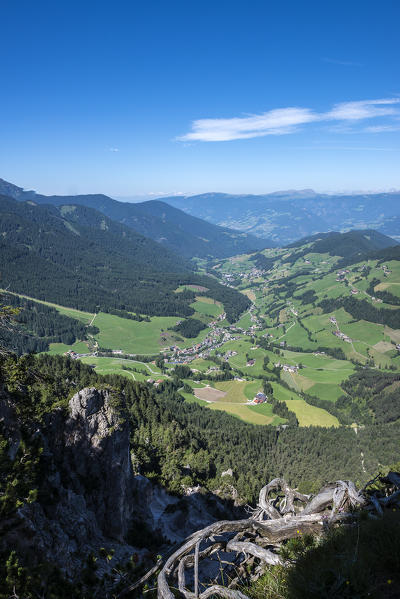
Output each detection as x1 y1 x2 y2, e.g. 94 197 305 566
1 387 241 581
1 387 136 578
50 387 134 541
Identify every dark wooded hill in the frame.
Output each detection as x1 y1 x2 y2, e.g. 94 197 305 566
0 178 273 259
0 195 249 320
337 240 400 268
285 230 397 264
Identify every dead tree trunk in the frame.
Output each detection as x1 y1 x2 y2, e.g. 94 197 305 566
119 472 400 599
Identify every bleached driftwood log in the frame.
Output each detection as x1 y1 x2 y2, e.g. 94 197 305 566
119 472 400 599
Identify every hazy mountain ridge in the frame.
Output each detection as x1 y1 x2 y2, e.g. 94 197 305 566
0 179 273 259
4 178 399 250
163 190 400 244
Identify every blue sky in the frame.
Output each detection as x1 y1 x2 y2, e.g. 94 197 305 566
1 0 399 196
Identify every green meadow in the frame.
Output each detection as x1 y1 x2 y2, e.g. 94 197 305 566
208 402 276 425
235 311 252 329
79 356 167 381
89 312 180 354
190 297 223 317
283 399 339 427
48 341 90 355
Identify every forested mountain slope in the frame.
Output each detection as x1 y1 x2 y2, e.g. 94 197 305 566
0 195 249 319
339 240 400 268
285 230 397 264
0 178 272 259
0 293 99 354
288 229 396 253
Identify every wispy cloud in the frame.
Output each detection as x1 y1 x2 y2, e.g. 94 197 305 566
109 147 119 152
327 98 399 120
322 57 362 67
364 124 400 133
178 98 400 142
178 108 317 142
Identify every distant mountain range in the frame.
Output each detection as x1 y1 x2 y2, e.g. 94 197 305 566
162 190 400 245
2 178 399 250
0 179 272 259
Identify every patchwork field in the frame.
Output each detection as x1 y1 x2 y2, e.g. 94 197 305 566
12 234 399 431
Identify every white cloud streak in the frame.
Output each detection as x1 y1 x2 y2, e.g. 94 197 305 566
178 98 400 142
322 57 362 67
364 124 400 133
327 99 399 121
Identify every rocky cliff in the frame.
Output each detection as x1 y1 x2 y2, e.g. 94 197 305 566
1 388 136 577
0 386 240 581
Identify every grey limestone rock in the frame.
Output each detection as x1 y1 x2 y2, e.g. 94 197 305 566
1 387 136 578
1 386 241 581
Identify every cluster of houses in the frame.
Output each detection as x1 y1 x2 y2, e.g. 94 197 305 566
221 266 269 287
336 269 350 282
242 267 268 282
221 273 235 283
330 316 352 343
248 304 263 332
64 349 91 359
332 330 352 343
167 314 242 365
382 265 392 276
274 362 299 374
252 392 267 404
